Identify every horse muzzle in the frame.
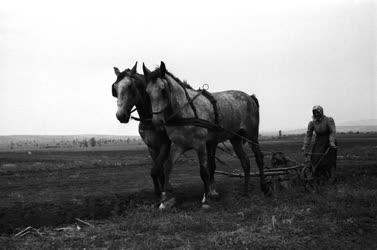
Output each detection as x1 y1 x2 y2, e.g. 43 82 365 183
116 112 130 123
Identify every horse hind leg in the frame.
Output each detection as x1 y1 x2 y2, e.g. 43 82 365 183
248 139 272 196
230 138 251 196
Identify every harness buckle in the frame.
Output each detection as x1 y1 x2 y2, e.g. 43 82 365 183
201 83 209 90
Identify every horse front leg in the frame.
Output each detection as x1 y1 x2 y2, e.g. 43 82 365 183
197 143 211 209
155 143 172 192
149 143 171 197
148 147 162 197
159 143 184 210
206 142 219 198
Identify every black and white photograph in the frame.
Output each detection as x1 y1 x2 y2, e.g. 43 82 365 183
0 0 376 248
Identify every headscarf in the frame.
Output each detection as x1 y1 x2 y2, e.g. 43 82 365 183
312 105 324 121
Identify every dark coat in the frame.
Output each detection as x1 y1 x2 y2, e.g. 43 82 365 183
303 116 337 177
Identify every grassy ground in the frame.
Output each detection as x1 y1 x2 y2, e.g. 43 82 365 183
0 134 376 249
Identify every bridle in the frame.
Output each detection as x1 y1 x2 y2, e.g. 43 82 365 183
150 76 207 123
112 74 140 117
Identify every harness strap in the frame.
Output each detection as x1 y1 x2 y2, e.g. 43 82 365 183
165 90 203 122
166 82 220 129
178 82 198 119
200 89 219 125
131 116 143 121
130 107 143 121
165 118 222 131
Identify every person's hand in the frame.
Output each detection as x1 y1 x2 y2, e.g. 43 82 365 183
329 142 337 149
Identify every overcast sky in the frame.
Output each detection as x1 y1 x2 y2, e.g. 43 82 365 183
0 0 376 135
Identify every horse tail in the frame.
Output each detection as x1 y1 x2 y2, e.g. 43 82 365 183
250 94 259 108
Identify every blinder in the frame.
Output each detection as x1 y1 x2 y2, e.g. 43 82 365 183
112 83 118 98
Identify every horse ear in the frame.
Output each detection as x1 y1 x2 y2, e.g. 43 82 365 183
142 63 151 76
131 62 137 74
160 61 166 76
114 67 120 76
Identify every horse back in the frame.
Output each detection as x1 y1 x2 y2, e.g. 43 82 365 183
212 90 259 115
211 90 260 132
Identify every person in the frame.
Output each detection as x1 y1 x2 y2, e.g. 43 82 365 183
302 105 337 183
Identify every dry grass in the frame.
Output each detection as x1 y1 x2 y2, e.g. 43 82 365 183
0 134 376 249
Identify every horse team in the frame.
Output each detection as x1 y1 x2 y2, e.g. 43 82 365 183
112 62 270 209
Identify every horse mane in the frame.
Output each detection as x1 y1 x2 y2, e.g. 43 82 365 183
148 67 194 90
166 71 193 90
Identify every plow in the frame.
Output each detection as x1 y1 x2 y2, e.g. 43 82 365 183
213 143 329 193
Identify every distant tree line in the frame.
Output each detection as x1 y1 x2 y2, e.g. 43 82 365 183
8 136 143 149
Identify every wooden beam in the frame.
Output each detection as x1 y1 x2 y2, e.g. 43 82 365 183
215 170 298 178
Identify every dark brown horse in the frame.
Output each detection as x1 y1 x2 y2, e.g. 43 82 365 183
144 62 269 209
111 62 172 197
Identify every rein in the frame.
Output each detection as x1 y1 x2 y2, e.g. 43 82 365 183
130 107 145 121
130 108 148 122
165 90 204 122
158 80 262 147
132 84 204 123
158 81 226 135
151 79 207 122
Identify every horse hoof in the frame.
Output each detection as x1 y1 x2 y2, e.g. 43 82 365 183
264 189 273 197
159 203 166 210
160 192 169 203
159 197 176 210
201 204 210 210
263 186 273 197
265 191 272 197
164 197 176 209
209 190 219 199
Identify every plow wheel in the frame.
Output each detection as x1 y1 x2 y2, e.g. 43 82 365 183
300 164 319 193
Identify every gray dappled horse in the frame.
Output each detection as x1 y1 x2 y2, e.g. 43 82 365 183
111 62 172 197
144 62 269 209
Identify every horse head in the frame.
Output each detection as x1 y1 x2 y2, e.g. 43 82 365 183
143 61 171 126
112 62 143 123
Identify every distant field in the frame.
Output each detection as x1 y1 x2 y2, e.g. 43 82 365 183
0 134 145 152
0 134 376 248
0 143 147 152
